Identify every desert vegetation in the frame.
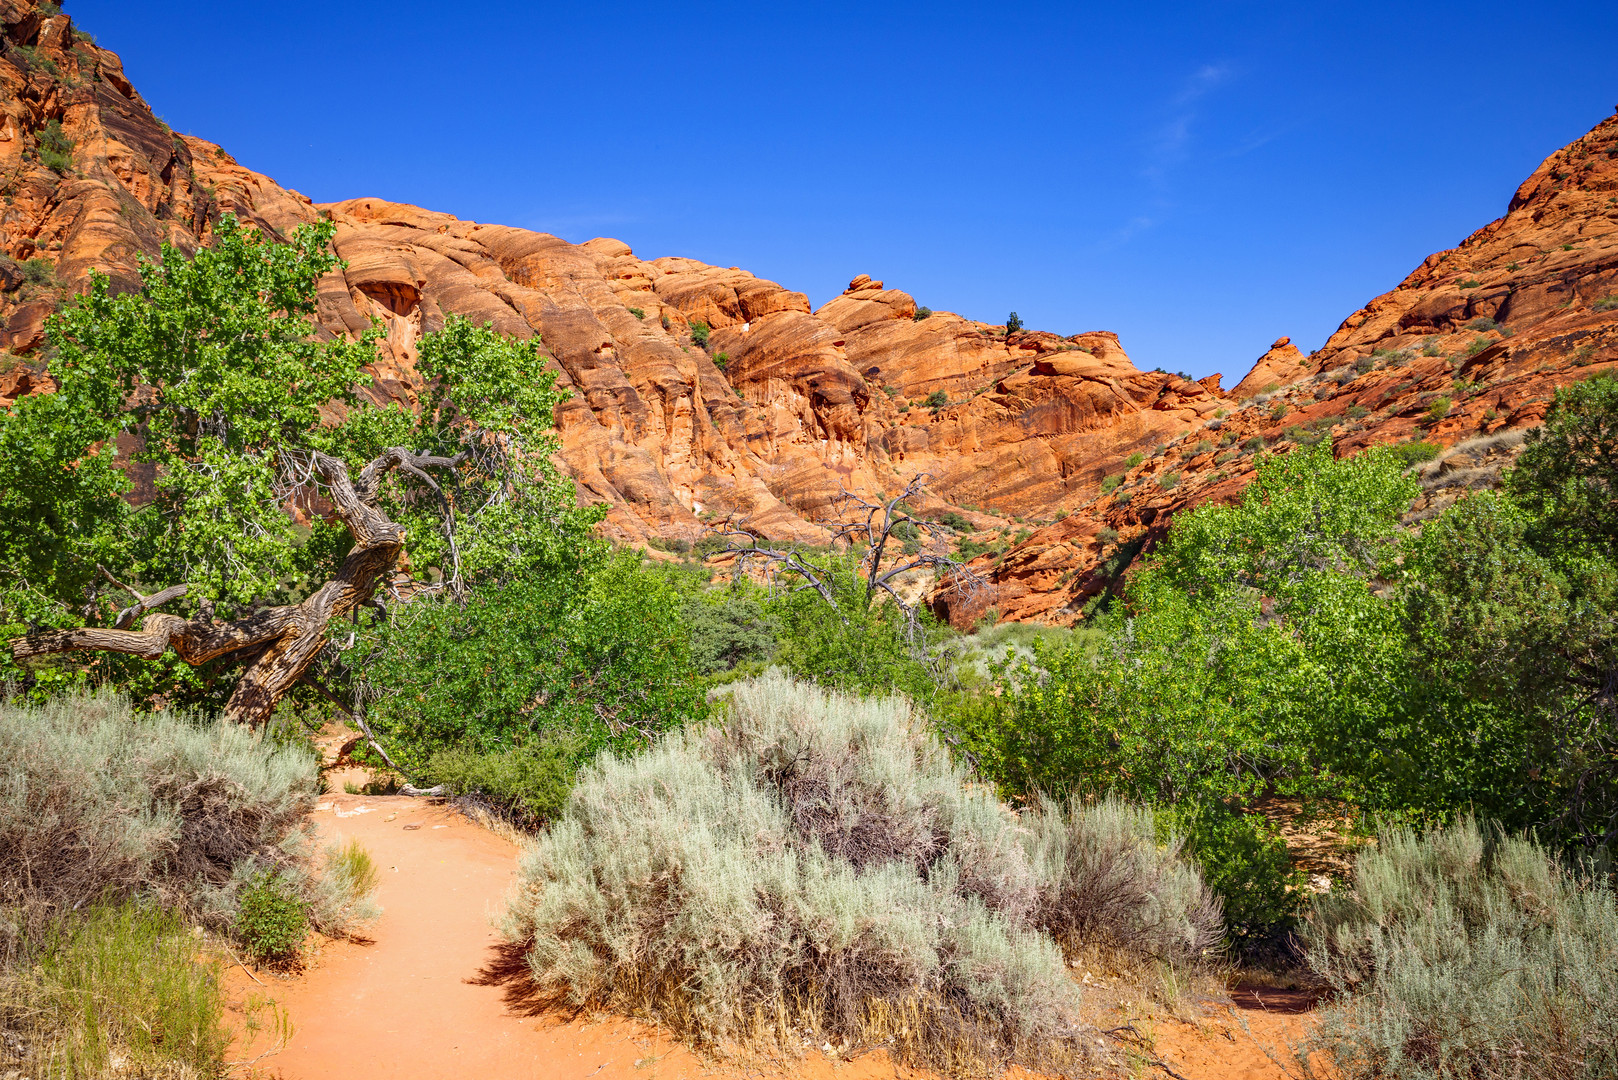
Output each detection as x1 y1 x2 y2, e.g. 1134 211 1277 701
4 209 1618 1079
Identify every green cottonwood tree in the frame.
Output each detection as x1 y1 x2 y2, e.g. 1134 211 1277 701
2 215 597 723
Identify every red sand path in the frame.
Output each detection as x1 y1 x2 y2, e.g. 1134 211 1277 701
227 793 1315 1080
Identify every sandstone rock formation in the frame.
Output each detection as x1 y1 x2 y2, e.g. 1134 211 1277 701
0 0 1229 559
2 0 1614 629
965 109 1618 626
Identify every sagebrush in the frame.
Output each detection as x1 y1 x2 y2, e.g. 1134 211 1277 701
503 672 1219 1076
1303 818 1618 1080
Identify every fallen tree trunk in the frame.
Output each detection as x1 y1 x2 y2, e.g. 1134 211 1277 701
10 446 456 726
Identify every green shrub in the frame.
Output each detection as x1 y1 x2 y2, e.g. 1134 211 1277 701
1458 278 1482 289
689 319 710 347
1270 401 1291 420
235 872 308 962
679 591 778 675
1005 311 1023 334
1466 316 1499 331
1425 395 1452 421
20 256 53 286
1095 526 1119 545
713 351 729 370
34 119 73 172
1354 355 1376 375
1163 806 1302 953
1304 819 1618 1080
1465 335 1493 357
934 509 973 531
1243 436 1265 451
362 552 706 819
1346 404 1370 420
913 305 933 321
661 314 671 329
425 743 577 827
627 306 645 319
1100 473 1123 494
1125 451 1145 468
1194 439 1213 453
1594 295 1618 312
1390 439 1442 466
503 674 1217 1074
1158 472 1180 490
0 902 229 1078
924 389 949 409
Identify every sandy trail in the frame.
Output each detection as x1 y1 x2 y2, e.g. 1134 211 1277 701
228 794 917 1080
227 794 1314 1080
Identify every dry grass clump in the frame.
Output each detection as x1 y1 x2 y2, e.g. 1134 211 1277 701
0 901 229 1080
502 672 1221 1076
1301 817 1618 1080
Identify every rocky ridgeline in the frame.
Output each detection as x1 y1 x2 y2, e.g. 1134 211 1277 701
1 0 1615 625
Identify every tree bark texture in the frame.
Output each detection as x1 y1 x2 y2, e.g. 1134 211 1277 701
9 448 438 726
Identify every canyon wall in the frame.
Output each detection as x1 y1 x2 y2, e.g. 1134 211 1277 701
1 0 1614 625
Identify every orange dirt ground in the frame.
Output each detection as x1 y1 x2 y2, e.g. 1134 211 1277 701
225 794 1319 1080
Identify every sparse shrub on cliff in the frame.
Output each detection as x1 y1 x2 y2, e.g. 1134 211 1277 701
627 306 645 319
689 318 710 347
1095 526 1119 545
661 313 671 329
1425 395 1451 422
1354 355 1376 375
1346 404 1369 420
713 351 729 370
1390 440 1441 466
1124 451 1145 468
1465 334 1493 357
934 510 973 531
19 256 53 286
1100 473 1123 494
1193 439 1213 454
914 305 933 321
502 674 1218 1075
1303 819 1618 1080
1270 401 1291 420
925 389 949 409
1458 277 1482 288
34 119 73 172
1158 472 1180 490
1466 316 1499 331
1594 294 1618 311
1242 436 1264 451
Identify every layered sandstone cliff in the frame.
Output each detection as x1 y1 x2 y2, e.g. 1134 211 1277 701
2 0 1614 628
0 0 1226 558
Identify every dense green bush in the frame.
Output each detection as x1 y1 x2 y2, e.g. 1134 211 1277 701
503 674 1218 1074
689 318 710 347
235 871 309 962
363 552 706 822
925 389 950 409
1304 819 1618 1079
679 590 777 675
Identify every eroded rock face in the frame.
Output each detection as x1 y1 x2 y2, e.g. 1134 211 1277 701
0 0 1224 557
6 0 1613 629
961 109 1618 626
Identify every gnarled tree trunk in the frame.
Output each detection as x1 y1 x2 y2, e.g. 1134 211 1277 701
9 447 450 726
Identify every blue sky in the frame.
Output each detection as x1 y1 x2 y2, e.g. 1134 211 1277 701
71 1 1618 381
